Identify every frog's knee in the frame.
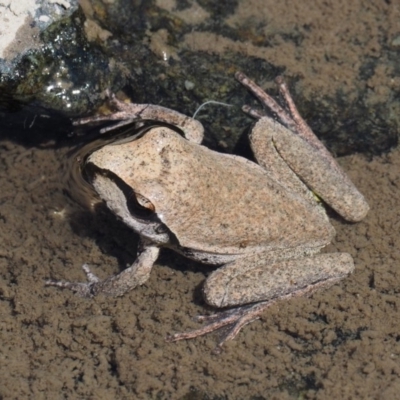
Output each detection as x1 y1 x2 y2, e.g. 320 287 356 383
203 269 231 308
203 267 255 308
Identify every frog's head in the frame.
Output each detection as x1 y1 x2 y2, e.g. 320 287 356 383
83 135 171 245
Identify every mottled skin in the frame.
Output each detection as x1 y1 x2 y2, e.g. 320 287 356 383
47 72 369 351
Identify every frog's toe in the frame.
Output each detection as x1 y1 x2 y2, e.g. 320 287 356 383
166 302 274 353
45 264 100 298
45 279 94 297
80 263 101 283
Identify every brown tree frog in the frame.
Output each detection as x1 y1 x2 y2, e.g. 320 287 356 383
47 72 369 350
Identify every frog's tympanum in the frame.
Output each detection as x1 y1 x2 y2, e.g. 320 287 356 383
47 72 369 350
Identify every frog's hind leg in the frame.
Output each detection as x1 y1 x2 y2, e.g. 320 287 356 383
249 117 316 204
166 251 353 352
236 71 369 222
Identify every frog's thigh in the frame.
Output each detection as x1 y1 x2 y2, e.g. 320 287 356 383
251 117 368 222
203 252 354 308
250 118 312 200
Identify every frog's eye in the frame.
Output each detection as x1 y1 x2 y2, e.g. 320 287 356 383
127 191 155 218
135 192 155 212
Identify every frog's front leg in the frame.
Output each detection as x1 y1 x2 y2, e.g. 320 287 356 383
167 251 353 351
236 72 369 222
46 241 159 297
74 94 204 144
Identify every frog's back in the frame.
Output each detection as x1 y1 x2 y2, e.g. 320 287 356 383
131 128 335 255
98 127 335 255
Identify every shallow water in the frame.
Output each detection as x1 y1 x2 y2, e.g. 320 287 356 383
1 0 400 398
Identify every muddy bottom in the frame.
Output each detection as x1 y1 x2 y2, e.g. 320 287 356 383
0 128 399 399
2 0 400 397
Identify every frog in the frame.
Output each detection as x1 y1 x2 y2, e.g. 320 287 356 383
46 72 369 351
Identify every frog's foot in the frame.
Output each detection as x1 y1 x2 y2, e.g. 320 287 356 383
235 71 298 132
73 94 151 134
235 71 330 158
73 94 204 141
45 264 101 298
166 300 278 354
